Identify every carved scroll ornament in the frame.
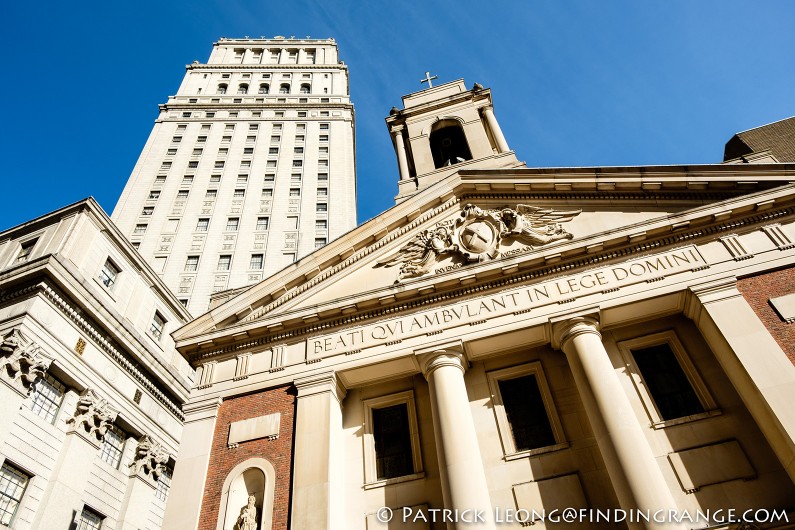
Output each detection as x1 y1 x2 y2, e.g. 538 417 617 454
67 388 119 441
376 204 581 281
0 329 52 393
131 435 170 481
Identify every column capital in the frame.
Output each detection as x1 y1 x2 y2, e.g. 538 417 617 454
183 395 223 424
294 370 346 404
390 124 406 134
550 310 601 350
415 340 467 378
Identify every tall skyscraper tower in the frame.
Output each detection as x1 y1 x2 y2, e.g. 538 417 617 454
113 37 356 315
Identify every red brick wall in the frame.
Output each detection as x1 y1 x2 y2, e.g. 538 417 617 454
737 266 795 364
197 385 296 530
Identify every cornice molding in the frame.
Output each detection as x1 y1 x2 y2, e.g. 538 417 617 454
1 281 185 421
187 202 795 362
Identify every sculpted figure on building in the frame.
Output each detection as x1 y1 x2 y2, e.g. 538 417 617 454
378 203 581 280
68 388 119 441
0 328 52 392
132 435 171 481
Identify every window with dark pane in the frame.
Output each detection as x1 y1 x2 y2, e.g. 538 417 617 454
372 404 413 480
632 344 704 420
498 374 556 451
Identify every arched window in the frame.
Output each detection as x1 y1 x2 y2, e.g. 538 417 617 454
278 84 290 95
217 458 276 530
258 83 269 94
238 84 249 95
299 84 310 95
217 84 228 95
429 120 472 169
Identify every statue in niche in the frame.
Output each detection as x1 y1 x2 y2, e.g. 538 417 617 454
235 494 258 530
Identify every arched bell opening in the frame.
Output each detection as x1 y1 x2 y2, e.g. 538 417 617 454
429 120 472 169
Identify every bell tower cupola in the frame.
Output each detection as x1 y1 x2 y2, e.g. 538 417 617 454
386 77 524 202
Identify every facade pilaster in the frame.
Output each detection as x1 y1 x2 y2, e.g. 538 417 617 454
162 395 222 530
417 341 496 530
392 127 410 181
551 312 685 530
685 277 795 481
33 388 119 530
290 370 347 530
480 106 509 153
118 435 170 530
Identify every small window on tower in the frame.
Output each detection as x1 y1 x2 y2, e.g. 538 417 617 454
217 84 228 94
429 120 473 169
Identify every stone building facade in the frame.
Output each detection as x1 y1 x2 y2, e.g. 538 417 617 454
0 199 194 529
113 37 357 315
164 80 795 529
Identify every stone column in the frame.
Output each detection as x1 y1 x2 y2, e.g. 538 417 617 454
33 388 119 530
118 435 171 530
417 341 495 530
552 314 686 530
392 127 410 181
291 371 346 530
480 106 510 153
686 278 795 482
162 395 222 530
0 329 52 448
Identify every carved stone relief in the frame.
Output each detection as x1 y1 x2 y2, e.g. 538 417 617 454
131 434 171 481
0 328 52 394
376 203 581 281
67 388 119 441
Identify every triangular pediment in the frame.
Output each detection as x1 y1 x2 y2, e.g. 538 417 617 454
173 162 795 354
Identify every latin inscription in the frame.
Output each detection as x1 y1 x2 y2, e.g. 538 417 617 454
307 246 706 361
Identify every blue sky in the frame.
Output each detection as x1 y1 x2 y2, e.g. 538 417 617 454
3 0 794 231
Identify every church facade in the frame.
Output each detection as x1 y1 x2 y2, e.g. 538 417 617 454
164 80 795 530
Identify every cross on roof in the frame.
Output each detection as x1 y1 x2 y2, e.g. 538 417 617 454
420 71 438 89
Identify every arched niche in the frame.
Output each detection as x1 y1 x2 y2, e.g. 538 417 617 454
429 119 472 169
216 458 276 530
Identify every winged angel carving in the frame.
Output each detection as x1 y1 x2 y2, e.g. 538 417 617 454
376 204 581 281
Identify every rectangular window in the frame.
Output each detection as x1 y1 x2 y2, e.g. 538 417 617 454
243 147 254 155
225 124 235 131
249 254 264 269
176 190 189 199
100 424 125 468
201 124 211 131
154 176 166 185
148 190 160 200
226 218 240 231
195 218 209 232
266 161 277 169
317 188 328 197
133 224 147 235
319 135 329 142
289 188 300 197
76 506 104 530
206 111 215 118
268 147 279 155
222 135 232 142
171 136 182 143
290 174 302 182
217 255 232 271
214 161 225 169
192 148 203 156
249 123 259 131
487 363 565 458
319 146 329 155
618 331 717 427
166 148 177 156
318 173 328 181
210 175 221 183
99 259 120 289
205 189 217 199
294 147 304 154
316 203 327 212
176 124 187 131
0 462 30 526
256 217 269 231
315 238 326 248
319 123 329 130
160 162 172 170
295 135 305 143
16 239 37 263
29 373 65 424
318 160 329 168
240 160 251 169
297 111 307 118
292 160 303 167
149 312 166 341
155 467 172 501
364 391 423 484
187 161 199 169
271 135 281 144
261 188 273 197
197 135 207 143
182 112 191 118
181 176 193 185
185 256 199 271
264 174 275 182
315 220 327 230
233 189 245 198
246 135 257 142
